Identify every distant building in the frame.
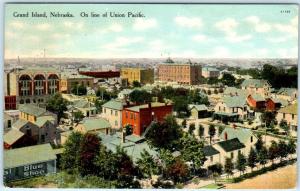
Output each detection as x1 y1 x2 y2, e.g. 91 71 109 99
275 88 298 102
188 104 210 119
4 144 57 182
75 118 111 134
120 68 154 85
158 58 202 85
102 100 128 130
4 110 19 133
202 145 221 168
246 94 266 110
122 102 172 136
118 89 133 101
241 79 271 97
202 67 220 78
6 67 60 107
276 103 297 136
60 72 94 94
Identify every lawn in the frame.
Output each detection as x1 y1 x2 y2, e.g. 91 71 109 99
200 183 224 189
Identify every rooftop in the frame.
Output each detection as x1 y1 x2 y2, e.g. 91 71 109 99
217 138 245 152
102 99 125 111
220 127 256 144
202 145 220 156
188 104 208 111
4 144 57 169
4 129 24 145
81 118 111 131
278 103 297 115
223 96 247 108
202 67 219 72
125 102 169 112
19 104 46 117
241 79 270 88
250 94 265 102
277 88 297 97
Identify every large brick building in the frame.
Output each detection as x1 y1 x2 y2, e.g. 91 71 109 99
6 68 60 107
120 68 154 85
122 102 172 136
60 72 94 94
158 58 202 85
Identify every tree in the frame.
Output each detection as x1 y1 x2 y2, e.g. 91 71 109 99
165 159 189 183
247 147 257 172
188 123 196 135
182 119 187 129
71 84 87 96
218 126 225 136
129 90 151 104
258 146 268 168
287 139 296 158
124 124 133 136
236 152 246 176
94 99 107 113
46 93 68 122
136 149 160 178
159 149 176 169
255 135 264 153
146 115 183 150
132 80 141 88
279 120 290 135
268 141 279 164
198 124 204 138
208 124 216 145
74 110 84 123
260 111 276 127
173 96 190 117
180 134 206 174
78 133 101 176
221 73 236 86
61 131 83 171
224 157 234 178
278 140 288 162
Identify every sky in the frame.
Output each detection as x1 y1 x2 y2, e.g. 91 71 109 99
4 4 299 59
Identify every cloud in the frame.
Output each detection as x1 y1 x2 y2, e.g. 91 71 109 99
274 16 298 37
212 46 231 58
245 16 271 33
102 36 144 50
192 34 207 42
174 16 203 28
267 36 289 43
109 23 123 32
36 23 51 31
63 21 84 30
133 18 157 30
276 47 297 58
215 18 252 43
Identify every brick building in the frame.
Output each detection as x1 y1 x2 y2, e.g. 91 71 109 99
158 58 202 85
120 68 154 85
5 95 16 110
122 102 172 136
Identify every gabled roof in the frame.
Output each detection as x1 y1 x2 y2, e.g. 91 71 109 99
188 104 208 111
4 129 24 145
102 100 124 111
81 118 111 131
220 127 256 144
277 88 297 97
4 144 57 169
250 94 265 102
270 98 289 107
73 99 90 108
202 145 220 156
19 104 46 117
217 138 245 152
223 96 247 108
126 102 168 112
278 103 297 115
241 79 270 88
35 116 55 127
12 119 31 130
224 87 249 97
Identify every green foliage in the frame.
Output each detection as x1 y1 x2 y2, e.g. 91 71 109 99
258 146 268 167
224 157 234 176
218 126 225 136
208 124 216 144
46 93 68 122
73 110 84 123
208 163 223 175
159 149 176 168
236 152 246 174
129 89 152 104
287 139 296 155
181 119 187 129
278 140 288 161
146 115 183 150
165 159 189 183
221 73 236 87
236 68 261 79
132 80 141 87
268 141 279 163
188 123 196 135
125 125 133 136
71 84 87 96
207 77 220 85
198 124 204 138
279 120 290 135
247 147 257 171
260 111 276 127
136 149 160 178
94 99 107 113
61 131 83 171
255 135 263 153
173 96 190 117
78 133 101 176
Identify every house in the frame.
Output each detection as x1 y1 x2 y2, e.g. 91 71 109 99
219 127 258 155
202 67 220 78
275 88 297 102
4 110 19 133
213 96 251 122
6 105 59 146
188 104 209 119
202 145 221 168
118 89 133 101
213 138 245 166
4 144 57 182
71 99 97 117
75 118 111 134
241 79 271 97
122 102 173 136
247 94 266 110
265 98 288 111
102 99 129 131
223 87 249 97
276 103 297 136
4 129 26 149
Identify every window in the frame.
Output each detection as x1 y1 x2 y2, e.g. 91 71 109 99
130 113 133 119
231 152 234 159
115 111 118 116
210 156 213 162
7 120 11 128
134 114 136 120
115 120 118 126
41 135 45 142
283 113 286 119
292 114 294 120
104 108 106 113
250 136 253 143
126 112 128 118
219 106 221 111
111 110 113 115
